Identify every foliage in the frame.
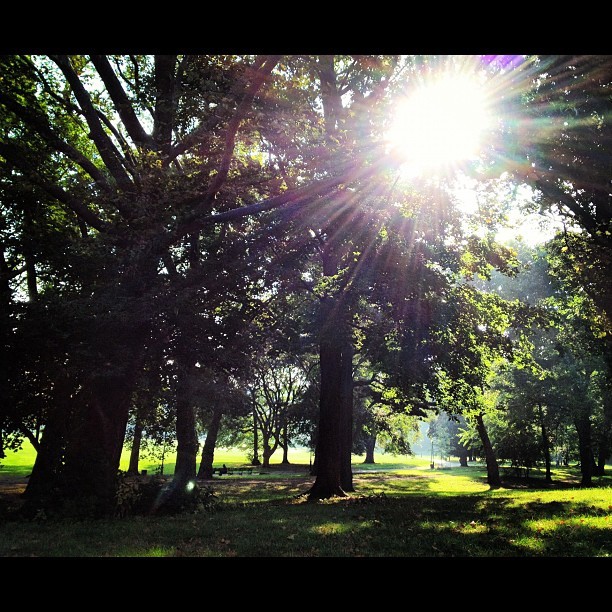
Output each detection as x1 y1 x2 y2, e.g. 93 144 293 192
115 472 218 517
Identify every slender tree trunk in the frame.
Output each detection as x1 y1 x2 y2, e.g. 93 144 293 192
281 422 290 464
197 405 223 480
474 413 501 488
310 445 317 475
251 407 261 466
537 403 553 483
127 410 145 475
363 433 376 464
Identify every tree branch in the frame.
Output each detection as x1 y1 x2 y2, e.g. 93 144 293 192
0 142 110 232
50 55 134 192
152 55 178 155
0 89 114 195
90 55 154 150
190 56 282 212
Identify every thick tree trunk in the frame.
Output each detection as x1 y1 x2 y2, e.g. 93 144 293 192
596 430 611 476
59 367 138 516
197 405 223 480
574 413 594 486
172 361 198 489
458 450 469 467
595 393 612 476
22 374 75 506
308 337 346 500
474 413 501 488
262 441 273 468
363 434 376 464
308 56 352 501
340 342 354 491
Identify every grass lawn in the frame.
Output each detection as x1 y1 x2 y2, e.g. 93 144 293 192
1 443 611 557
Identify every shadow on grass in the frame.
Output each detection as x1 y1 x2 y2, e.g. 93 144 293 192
1 463 610 557
149 488 606 558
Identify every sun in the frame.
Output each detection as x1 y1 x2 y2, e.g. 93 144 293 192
387 71 492 178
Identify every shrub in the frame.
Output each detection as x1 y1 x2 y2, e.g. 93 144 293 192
115 472 219 517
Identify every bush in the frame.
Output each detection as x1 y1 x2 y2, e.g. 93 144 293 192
115 472 219 517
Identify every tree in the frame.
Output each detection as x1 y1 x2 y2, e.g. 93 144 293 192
1 54 288 515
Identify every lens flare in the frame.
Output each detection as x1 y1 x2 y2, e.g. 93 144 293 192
387 70 492 178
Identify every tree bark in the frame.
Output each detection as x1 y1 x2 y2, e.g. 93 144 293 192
127 410 144 475
197 405 223 480
22 372 75 507
59 366 139 516
595 352 612 476
474 413 501 488
307 335 346 500
363 434 376 464
340 342 354 492
574 413 594 486
537 403 553 483
153 55 177 156
251 407 261 466
281 421 290 464
173 364 198 485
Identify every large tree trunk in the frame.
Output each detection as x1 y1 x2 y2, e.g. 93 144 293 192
574 413 594 486
59 366 138 516
172 360 198 489
474 413 501 488
595 362 612 476
262 439 274 468
340 342 354 491
308 337 346 500
595 411 612 476
22 373 75 509
197 405 223 480
307 55 353 501
458 450 469 467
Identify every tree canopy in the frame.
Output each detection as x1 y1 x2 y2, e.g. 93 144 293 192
1 54 611 516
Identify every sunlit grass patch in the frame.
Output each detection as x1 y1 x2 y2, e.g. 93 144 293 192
494 486 612 511
137 547 173 557
311 522 350 536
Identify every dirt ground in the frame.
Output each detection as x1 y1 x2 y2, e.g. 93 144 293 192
0 465 317 516
0 475 29 515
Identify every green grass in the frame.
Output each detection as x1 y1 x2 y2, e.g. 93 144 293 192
1 443 611 557
0 439 425 476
